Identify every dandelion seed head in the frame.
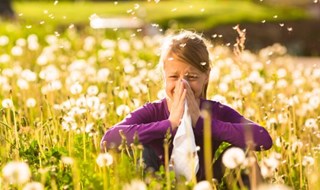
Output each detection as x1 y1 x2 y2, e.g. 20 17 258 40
2 161 31 184
193 180 212 190
0 35 9 46
302 156 315 166
11 46 23 56
26 98 37 108
23 182 44 190
2 98 14 109
96 152 113 167
305 118 318 130
123 179 147 190
222 147 245 169
87 85 99 96
116 104 131 116
70 83 83 95
61 156 74 165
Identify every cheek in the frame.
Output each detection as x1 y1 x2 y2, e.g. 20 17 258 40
165 80 175 92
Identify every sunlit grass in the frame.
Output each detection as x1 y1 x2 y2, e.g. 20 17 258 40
0 1 319 189
12 0 308 30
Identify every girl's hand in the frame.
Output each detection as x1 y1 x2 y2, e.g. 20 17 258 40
168 80 187 130
183 80 201 128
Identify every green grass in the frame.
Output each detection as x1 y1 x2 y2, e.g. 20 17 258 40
12 0 308 31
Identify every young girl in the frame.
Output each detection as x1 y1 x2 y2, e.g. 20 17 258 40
101 30 273 183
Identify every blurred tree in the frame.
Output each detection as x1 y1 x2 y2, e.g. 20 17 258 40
0 0 16 20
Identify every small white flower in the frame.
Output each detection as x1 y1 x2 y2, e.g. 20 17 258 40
96 152 113 167
23 182 44 190
2 161 31 184
222 147 245 169
122 179 147 190
193 180 213 190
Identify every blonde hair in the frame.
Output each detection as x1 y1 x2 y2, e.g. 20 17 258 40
159 30 211 98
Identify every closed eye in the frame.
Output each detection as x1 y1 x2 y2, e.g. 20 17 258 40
186 75 198 80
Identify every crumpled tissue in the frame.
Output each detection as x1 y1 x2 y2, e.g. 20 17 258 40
171 101 199 181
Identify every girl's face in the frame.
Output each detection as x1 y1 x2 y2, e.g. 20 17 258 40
163 54 209 101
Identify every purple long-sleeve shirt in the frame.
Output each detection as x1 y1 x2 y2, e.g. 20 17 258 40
101 98 272 179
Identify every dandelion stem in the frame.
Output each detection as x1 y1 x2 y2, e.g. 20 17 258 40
202 107 213 182
83 131 86 161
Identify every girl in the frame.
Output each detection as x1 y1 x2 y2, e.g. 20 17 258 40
101 30 272 183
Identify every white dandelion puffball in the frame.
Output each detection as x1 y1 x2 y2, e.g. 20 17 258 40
222 147 245 169
123 179 147 190
26 98 37 108
23 182 44 190
96 152 113 167
2 98 14 109
2 161 31 184
193 180 213 190
257 183 292 190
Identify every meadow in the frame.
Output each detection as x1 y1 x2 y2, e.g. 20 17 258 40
0 1 319 190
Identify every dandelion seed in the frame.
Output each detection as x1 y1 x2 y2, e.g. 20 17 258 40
200 62 206 66
222 147 245 169
114 1 118 5
26 25 32 29
134 4 140 9
23 182 44 190
279 23 284 27
171 8 177 12
96 152 113 167
179 43 186 48
123 179 147 190
54 0 58 6
2 161 31 184
273 15 278 19
2 98 14 109
287 27 293 32
193 180 212 190
261 20 266 23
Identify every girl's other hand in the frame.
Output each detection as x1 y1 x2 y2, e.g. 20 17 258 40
182 79 201 128
168 79 187 130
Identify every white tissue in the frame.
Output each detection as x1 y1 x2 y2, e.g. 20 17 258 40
171 101 199 181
